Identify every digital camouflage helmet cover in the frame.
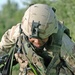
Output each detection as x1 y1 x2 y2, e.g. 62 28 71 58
21 4 58 39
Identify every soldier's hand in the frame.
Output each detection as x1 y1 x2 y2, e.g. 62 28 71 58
15 53 28 71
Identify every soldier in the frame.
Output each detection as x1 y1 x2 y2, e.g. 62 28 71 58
0 4 75 75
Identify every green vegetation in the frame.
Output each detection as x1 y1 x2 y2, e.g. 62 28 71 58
12 64 19 75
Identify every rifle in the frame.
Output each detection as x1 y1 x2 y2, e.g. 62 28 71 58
17 32 39 75
0 25 24 75
0 44 18 75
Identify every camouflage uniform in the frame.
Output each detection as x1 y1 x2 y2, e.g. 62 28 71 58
0 4 75 75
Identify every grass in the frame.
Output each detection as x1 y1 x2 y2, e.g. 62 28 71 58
12 64 19 75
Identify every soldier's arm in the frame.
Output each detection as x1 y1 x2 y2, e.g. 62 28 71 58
0 23 21 56
61 33 75 72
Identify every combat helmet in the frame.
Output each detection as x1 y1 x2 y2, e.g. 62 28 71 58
21 4 58 39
